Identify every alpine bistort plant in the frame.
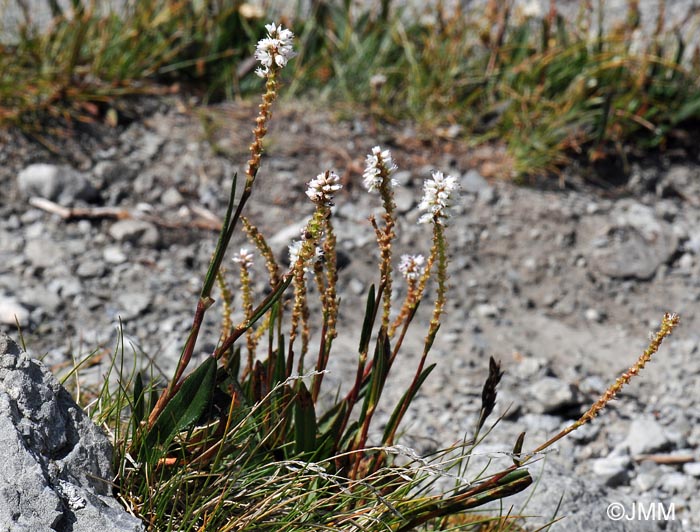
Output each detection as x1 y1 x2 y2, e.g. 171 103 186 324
100 21 680 532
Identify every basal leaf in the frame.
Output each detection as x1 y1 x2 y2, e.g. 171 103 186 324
146 356 217 448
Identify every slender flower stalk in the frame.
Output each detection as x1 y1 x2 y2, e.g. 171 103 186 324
390 254 426 336
384 170 459 447
146 21 296 429
247 23 296 188
242 217 281 288
529 312 681 456
364 146 399 331
289 239 313 371
233 248 256 372
289 171 342 376
304 171 342 397
215 267 234 366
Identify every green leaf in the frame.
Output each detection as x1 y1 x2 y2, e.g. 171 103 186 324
358 284 376 353
146 357 217 448
357 331 390 428
316 400 347 457
294 382 317 455
273 345 286 387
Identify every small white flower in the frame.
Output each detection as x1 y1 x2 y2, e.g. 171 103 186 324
417 171 459 225
399 254 425 281
362 146 398 192
232 248 254 268
288 240 323 272
288 240 303 266
255 22 297 77
306 171 342 205
370 73 387 88
522 0 542 18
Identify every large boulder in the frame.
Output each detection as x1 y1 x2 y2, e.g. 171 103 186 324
0 334 143 532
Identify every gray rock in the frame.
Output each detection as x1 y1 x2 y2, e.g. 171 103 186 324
682 462 700 477
677 253 694 271
659 472 692 494
624 416 671 456
17 163 64 201
394 187 414 213
590 227 677 280
460 169 490 193
527 376 580 414
103 246 128 264
477 186 498 205
25 238 67 269
584 308 605 322
116 292 152 321
48 277 83 298
76 261 107 279
0 296 30 326
501 461 679 532
19 287 63 314
588 202 678 280
18 163 98 204
393 170 412 186
591 455 631 487
127 131 164 164
93 161 136 190
0 334 143 531
161 187 184 207
108 220 160 247
685 235 700 255
474 303 499 318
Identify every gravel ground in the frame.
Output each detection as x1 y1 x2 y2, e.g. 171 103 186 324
1 95 699 530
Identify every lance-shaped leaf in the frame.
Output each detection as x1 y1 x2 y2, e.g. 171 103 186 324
294 382 317 454
316 400 347 457
359 284 376 354
357 331 391 429
146 356 217 448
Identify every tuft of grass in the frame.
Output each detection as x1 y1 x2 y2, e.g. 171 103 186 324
292 1 700 178
0 0 267 132
3 1 700 179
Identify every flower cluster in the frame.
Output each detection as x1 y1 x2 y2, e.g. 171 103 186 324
362 146 398 192
306 171 342 206
255 22 297 78
232 248 254 268
398 254 425 281
288 240 323 272
418 171 459 225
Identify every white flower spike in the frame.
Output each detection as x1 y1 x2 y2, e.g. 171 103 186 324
232 248 254 268
306 171 342 206
418 171 459 225
255 22 297 78
288 240 323 273
362 146 398 192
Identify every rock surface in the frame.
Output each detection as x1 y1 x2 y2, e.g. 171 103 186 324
0 334 143 532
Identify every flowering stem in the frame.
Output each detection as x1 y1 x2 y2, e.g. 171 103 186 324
529 312 680 457
384 221 447 447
